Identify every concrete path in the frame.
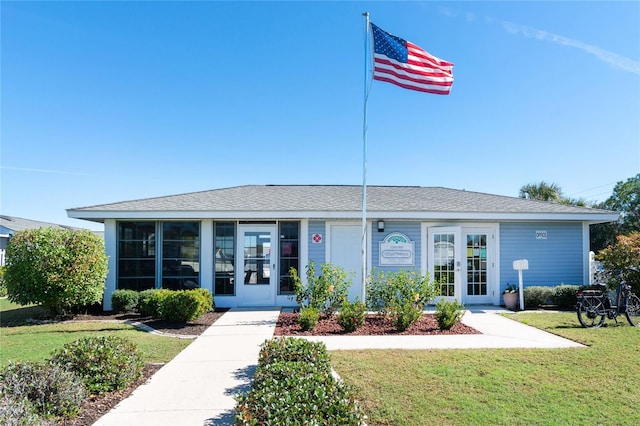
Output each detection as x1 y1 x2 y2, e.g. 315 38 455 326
93 308 280 426
93 306 582 426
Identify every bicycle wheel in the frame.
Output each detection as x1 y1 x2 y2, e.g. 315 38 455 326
625 294 640 327
577 297 606 328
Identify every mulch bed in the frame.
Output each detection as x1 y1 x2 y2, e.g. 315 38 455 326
275 312 479 336
56 308 476 425
55 309 227 425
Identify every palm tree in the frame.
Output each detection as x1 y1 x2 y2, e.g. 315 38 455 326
519 181 563 202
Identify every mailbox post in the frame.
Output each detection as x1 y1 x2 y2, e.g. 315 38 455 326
512 259 529 310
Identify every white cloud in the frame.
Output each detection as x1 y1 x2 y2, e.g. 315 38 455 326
440 7 640 75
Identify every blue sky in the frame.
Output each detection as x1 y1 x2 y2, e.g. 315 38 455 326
2 1 639 231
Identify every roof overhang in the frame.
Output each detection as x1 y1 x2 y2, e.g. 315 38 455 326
67 209 620 224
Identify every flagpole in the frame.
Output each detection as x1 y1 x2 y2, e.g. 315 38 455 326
361 12 370 302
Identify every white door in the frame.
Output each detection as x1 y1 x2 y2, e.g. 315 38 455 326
237 225 277 306
462 229 494 304
328 224 363 302
428 227 462 303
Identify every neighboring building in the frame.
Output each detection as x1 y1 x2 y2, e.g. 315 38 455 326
67 185 618 310
0 216 90 266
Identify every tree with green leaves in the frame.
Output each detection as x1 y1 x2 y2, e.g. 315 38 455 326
519 181 563 202
591 174 640 251
4 228 108 316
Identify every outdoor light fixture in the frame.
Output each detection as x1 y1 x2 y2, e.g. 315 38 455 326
377 220 385 232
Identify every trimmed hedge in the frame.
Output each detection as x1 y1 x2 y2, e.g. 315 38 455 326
523 285 580 309
235 337 364 425
159 289 213 322
111 289 140 313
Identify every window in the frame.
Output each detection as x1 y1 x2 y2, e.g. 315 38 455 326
214 222 235 295
117 222 156 291
279 222 299 295
466 234 488 296
162 222 200 290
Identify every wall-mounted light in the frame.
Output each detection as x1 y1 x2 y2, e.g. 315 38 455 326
377 220 385 232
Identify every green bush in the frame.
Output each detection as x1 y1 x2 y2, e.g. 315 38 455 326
235 361 364 426
235 338 364 425
159 289 213 322
298 306 320 331
0 395 51 426
111 289 140 313
338 298 366 333
290 261 351 316
434 298 465 330
137 289 161 316
3 228 107 316
257 337 331 372
552 285 580 308
50 336 143 394
596 233 640 294
0 266 7 297
367 269 437 331
0 361 85 419
523 286 554 309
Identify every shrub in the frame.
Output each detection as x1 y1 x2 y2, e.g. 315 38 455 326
367 269 437 331
137 289 161 316
0 361 85 419
235 338 364 425
0 266 7 298
596 233 640 294
290 261 351 316
235 361 363 426
111 289 140 313
0 395 51 426
50 336 143 394
298 306 320 331
159 289 213 322
257 337 331 372
552 285 580 308
434 298 465 330
338 298 366 333
523 286 554 309
3 228 107 316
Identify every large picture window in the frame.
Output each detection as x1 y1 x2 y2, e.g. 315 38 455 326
214 222 235 295
279 221 299 295
162 222 200 290
117 222 156 291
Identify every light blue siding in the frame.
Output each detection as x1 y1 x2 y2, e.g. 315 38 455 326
372 222 422 273
500 222 584 292
307 221 325 269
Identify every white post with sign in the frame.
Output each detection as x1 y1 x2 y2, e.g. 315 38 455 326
512 259 529 310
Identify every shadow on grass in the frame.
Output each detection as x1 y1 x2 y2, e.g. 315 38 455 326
0 305 51 327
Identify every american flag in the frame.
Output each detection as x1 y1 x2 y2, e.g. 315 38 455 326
371 23 454 95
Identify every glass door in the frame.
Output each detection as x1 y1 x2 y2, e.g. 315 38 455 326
428 227 461 302
237 225 277 306
463 230 493 304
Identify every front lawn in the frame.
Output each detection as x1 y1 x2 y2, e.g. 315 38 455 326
330 312 640 425
0 299 191 368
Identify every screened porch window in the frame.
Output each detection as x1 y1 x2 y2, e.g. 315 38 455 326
117 222 156 291
279 221 299 295
161 222 200 290
214 222 235 295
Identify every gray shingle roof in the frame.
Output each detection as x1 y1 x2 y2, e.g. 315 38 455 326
67 185 617 222
0 215 82 234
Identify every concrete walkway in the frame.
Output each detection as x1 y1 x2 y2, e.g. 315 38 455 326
93 308 281 426
93 306 582 426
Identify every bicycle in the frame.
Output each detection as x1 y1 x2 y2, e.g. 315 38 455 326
576 270 640 328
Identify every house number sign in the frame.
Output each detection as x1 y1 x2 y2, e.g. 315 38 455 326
379 232 414 266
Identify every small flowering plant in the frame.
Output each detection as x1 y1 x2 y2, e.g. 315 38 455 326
502 283 518 294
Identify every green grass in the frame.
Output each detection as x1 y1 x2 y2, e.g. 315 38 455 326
0 299 191 368
330 312 640 425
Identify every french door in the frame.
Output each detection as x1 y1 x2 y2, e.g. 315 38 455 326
428 227 461 302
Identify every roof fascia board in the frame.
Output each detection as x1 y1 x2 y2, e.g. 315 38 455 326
68 209 619 222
